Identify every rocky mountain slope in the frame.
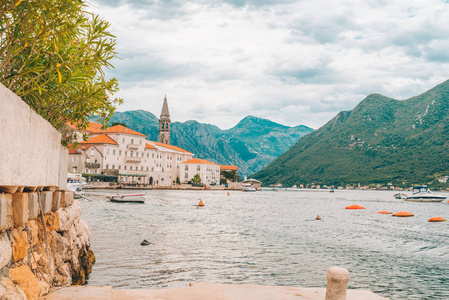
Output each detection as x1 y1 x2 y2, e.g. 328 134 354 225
253 80 449 188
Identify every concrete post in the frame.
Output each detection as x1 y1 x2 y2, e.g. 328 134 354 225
325 266 350 300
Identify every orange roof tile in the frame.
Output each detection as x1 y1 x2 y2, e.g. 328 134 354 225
67 143 93 154
66 121 104 132
145 143 157 149
183 158 218 165
220 165 238 171
80 134 118 145
151 141 191 153
103 125 146 136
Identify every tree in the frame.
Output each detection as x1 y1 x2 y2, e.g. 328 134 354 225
191 174 202 185
176 176 180 185
0 0 122 136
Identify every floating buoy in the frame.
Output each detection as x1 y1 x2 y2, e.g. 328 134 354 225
345 205 365 209
377 211 392 214
392 211 414 217
198 199 205 206
428 217 447 222
196 205 199 209
315 215 321 220
227 192 230 196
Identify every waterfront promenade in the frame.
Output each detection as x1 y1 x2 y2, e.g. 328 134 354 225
41 282 388 300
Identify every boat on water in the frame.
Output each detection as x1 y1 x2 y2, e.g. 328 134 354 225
404 186 446 202
241 183 256 192
67 173 86 198
394 193 407 199
106 193 146 203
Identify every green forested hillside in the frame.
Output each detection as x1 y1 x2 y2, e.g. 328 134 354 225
107 112 313 175
253 80 449 188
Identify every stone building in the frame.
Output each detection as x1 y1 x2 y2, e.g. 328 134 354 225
180 158 221 186
66 97 200 186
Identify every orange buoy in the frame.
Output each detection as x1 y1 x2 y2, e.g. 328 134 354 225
392 211 414 217
198 199 205 206
345 205 365 210
377 211 392 214
315 215 321 220
196 205 199 209
227 192 230 196
428 217 447 222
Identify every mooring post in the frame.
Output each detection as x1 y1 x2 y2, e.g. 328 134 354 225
325 266 350 300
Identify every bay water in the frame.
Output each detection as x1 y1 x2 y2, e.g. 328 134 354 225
80 189 449 299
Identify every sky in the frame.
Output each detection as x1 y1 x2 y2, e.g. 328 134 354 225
89 0 449 130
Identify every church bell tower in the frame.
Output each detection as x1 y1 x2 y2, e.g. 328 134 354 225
159 95 171 144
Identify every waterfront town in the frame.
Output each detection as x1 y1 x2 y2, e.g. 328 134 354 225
67 96 238 188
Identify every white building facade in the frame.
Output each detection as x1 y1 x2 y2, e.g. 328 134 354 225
180 158 221 186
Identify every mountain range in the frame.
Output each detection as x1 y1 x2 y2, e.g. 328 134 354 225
253 80 449 188
108 111 313 176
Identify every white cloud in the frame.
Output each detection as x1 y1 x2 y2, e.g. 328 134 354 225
90 0 449 129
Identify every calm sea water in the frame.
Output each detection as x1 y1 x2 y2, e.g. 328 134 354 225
80 189 449 299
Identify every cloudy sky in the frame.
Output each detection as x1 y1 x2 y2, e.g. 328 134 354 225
89 0 449 129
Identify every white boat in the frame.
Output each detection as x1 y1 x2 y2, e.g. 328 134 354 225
67 173 86 198
404 186 446 202
241 183 256 192
106 193 146 203
394 193 407 199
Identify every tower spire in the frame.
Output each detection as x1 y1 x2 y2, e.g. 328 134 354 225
159 95 171 144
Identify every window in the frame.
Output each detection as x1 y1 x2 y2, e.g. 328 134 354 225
141 153 144 157
113 150 116 155
185 173 188 179
94 169 97 174
106 149 109 155
185 165 188 171
125 151 127 156
90 149 94 155
146 167 148 171
72 157 77 163
85 169 89 173
106 165 109 169
119 151 122 156
95 159 98 163
147 153 149 158
119 165 121 170
130 166 133 170
141 167 143 171
124 166 127 170
152 153 154 158
140 141 142 145
86 157 90 163
123 138 125 143
112 165 115 169
197 165 200 171
130 151 133 157
151 167 154 171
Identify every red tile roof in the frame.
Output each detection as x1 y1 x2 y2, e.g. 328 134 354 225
67 144 93 154
145 143 157 149
103 125 146 136
182 158 218 165
80 134 118 145
66 121 104 132
151 141 191 154
220 165 238 171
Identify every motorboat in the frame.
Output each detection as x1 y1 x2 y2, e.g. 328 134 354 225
404 186 446 202
241 183 256 192
106 193 146 203
67 173 86 198
394 193 407 199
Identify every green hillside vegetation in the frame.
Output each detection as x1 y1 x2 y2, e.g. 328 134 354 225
106 112 313 175
253 80 449 188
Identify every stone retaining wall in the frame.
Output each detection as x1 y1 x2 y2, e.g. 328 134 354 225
0 83 67 189
0 190 94 300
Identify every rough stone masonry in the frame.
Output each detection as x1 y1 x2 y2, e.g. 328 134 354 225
0 190 95 300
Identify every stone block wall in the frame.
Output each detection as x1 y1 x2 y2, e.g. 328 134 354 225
0 190 95 300
0 83 67 189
